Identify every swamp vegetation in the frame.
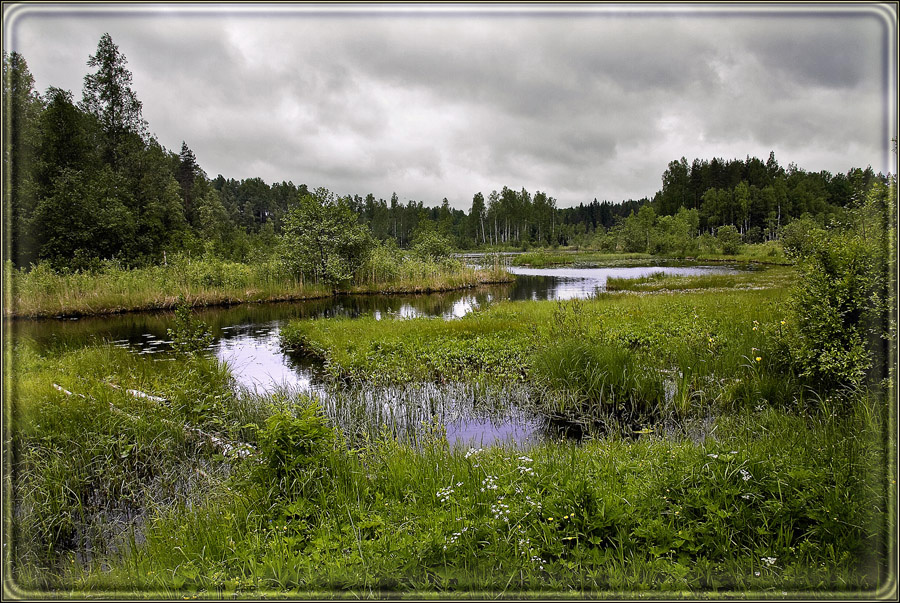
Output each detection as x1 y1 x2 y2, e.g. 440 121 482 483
2 34 897 599
6 190 895 595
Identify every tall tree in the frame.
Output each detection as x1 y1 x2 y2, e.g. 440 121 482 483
469 192 486 246
177 141 203 225
2 51 43 266
81 33 146 166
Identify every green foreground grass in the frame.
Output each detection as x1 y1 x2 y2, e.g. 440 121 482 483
4 255 511 319
6 267 893 597
6 340 890 597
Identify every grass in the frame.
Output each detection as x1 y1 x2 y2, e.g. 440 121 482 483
686 241 792 265
6 264 894 597
281 285 797 420
4 254 512 319
509 243 791 268
511 251 653 268
7 341 889 595
605 266 795 292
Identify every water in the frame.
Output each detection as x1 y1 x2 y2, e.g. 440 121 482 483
12 263 742 447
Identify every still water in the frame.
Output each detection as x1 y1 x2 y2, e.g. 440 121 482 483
13 263 741 447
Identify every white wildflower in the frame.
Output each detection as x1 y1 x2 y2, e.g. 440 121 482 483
465 447 483 459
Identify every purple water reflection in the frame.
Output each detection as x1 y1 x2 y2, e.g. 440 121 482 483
445 417 543 448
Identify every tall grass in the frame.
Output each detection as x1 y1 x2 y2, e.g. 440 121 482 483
7 342 270 590
511 251 653 268
5 254 512 319
40 390 887 596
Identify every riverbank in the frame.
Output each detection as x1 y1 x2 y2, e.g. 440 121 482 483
3 257 512 320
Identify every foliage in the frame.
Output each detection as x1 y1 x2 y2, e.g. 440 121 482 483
257 401 335 485
783 179 895 388
410 227 454 261
280 188 374 289
716 225 742 255
166 294 214 356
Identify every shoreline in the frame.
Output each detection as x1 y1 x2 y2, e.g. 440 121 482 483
3 274 515 322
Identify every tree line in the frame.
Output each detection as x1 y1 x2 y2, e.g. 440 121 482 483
3 34 893 271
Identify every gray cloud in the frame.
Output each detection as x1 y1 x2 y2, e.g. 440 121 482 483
5 4 894 209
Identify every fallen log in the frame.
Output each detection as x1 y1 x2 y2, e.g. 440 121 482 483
53 381 256 459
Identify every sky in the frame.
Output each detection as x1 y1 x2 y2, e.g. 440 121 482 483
4 3 897 210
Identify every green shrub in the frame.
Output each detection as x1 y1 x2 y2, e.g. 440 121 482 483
716 225 742 255
257 400 335 484
166 295 214 356
784 180 895 389
411 229 454 262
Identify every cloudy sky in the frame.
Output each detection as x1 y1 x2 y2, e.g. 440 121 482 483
4 3 896 209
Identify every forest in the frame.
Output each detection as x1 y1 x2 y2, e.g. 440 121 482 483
3 36 893 274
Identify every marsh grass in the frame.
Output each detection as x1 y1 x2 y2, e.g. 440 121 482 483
606 266 795 292
40 391 887 596
8 342 270 589
5 255 512 319
281 286 795 416
511 251 653 268
509 244 790 268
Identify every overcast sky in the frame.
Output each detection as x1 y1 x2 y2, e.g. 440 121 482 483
4 3 897 209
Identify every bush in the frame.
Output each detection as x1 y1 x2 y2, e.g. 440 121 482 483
784 180 895 389
716 225 742 255
257 399 335 484
166 295 214 356
781 215 823 259
411 229 454 262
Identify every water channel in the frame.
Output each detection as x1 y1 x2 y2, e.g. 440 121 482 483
11 262 747 448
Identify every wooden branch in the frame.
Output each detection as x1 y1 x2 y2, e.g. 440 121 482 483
54 381 256 460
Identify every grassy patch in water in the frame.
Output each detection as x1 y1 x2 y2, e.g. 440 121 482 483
282 286 797 419
281 312 535 385
605 266 795 292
